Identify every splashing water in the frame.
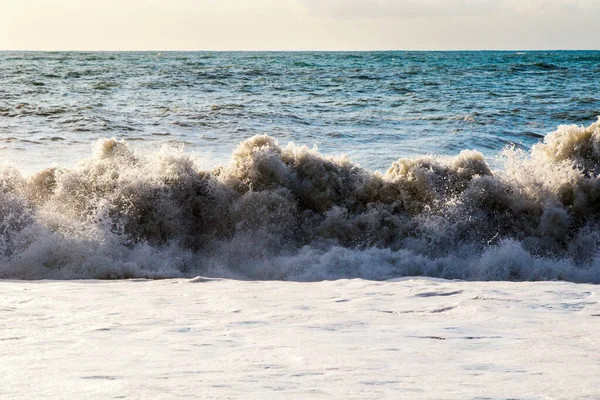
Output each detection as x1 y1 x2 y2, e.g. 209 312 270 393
0 120 599 282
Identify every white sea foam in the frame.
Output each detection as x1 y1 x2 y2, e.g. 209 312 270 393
1 278 598 398
2 120 600 282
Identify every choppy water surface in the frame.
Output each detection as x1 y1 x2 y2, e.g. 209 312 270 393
2 51 599 173
1 51 600 282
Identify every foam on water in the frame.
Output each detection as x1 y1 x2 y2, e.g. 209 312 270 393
1 120 600 282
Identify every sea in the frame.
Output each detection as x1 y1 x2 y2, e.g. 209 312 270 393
1 51 599 282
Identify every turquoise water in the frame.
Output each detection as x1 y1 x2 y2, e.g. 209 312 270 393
2 51 599 173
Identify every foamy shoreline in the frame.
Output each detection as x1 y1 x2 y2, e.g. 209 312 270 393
1 278 598 399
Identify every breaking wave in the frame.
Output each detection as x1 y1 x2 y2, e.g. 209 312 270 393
2 120 600 282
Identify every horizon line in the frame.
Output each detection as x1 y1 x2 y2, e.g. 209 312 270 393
2 48 600 52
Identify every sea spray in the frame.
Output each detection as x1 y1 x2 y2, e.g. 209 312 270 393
1 120 600 282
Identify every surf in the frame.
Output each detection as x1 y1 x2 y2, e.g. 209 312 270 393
0 120 599 282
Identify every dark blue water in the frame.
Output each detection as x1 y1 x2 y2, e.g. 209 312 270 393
1 51 599 174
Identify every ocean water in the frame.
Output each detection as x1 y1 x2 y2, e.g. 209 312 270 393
1 51 600 281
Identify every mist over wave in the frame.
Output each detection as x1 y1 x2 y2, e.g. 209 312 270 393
1 120 600 282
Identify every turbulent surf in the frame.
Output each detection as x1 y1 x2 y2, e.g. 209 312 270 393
1 120 600 282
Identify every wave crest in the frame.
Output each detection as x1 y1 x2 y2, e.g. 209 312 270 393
2 120 600 282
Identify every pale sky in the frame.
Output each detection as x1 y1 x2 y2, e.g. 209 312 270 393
1 0 599 51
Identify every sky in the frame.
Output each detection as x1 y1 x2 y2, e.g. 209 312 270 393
1 0 599 51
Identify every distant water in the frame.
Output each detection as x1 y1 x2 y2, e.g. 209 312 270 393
1 51 600 282
1 51 599 174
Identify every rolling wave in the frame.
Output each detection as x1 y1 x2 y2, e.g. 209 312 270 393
1 120 600 282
